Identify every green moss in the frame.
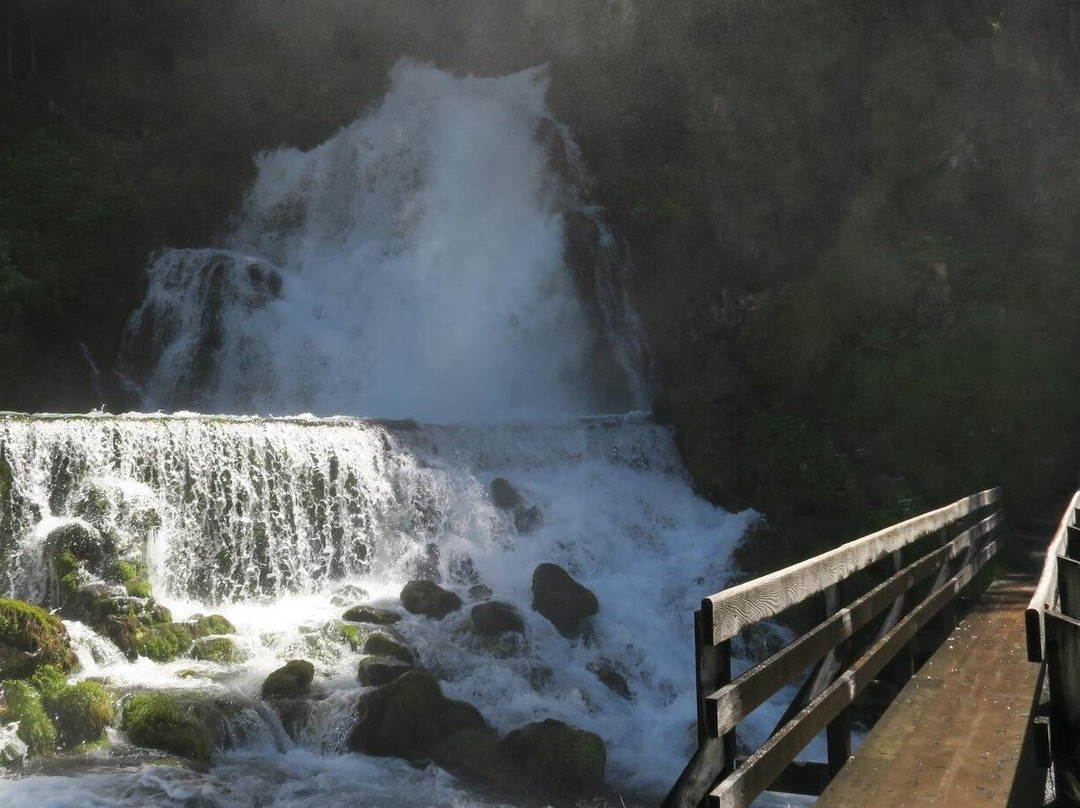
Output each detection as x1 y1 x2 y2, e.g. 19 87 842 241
2 680 57 755
121 692 211 764
190 636 245 664
45 681 114 748
0 598 78 678
362 633 413 665
130 622 192 662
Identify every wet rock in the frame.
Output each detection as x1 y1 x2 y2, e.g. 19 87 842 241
186 614 236 639
0 598 78 679
400 580 461 620
468 584 493 602
432 727 513 782
129 622 193 662
121 691 212 765
471 601 525 636
586 659 633 701
190 636 246 664
500 718 606 795
43 521 115 580
531 563 599 635
342 605 400 626
514 505 543 534
346 670 487 760
260 659 315 700
490 478 523 509
330 584 370 608
357 656 413 687
362 633 413 665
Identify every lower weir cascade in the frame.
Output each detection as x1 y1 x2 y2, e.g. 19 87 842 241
0 413 756 804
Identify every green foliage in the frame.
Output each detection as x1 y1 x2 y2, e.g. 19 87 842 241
121 692 211 764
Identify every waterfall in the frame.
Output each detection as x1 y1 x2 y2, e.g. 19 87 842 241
117 61 649 421
0 62 791 807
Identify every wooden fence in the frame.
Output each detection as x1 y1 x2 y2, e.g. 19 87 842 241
1026 490 1080 806
664 488 1002 808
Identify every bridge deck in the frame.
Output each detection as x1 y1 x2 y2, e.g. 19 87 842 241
814 574 1046 807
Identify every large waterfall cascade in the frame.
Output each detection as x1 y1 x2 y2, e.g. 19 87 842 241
0 62 793 807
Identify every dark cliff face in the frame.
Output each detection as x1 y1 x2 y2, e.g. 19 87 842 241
3 0 1079 533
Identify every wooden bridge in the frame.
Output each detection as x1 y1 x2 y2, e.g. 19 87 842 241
665 487 1073 807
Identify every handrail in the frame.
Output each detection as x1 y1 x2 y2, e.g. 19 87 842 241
1025 490 1080 662
666 488 1002 808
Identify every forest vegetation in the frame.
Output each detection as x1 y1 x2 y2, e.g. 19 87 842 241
3 0 1080 564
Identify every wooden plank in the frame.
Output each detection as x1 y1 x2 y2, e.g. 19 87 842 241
1026 491 1080 662
734 757 832 797
1045 609 1080 806
709 539 998 808
703 488 999 644
707 512 1000 737
1068 525 1080 561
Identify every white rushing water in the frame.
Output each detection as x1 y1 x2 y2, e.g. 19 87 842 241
0 62 809 807
117 61 648 421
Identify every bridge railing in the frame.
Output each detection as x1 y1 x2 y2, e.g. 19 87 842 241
1025 490 1080 806
665 487 1002 808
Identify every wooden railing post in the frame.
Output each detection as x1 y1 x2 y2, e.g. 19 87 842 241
823 583 852 775
696 609 736 773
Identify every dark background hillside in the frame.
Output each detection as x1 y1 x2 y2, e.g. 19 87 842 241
3 0 1079 559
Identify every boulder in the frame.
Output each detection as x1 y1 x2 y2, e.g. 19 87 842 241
0 598 78 679
490 478 523 509
346 670 487 760
330 584 370 608
43 679 114 748
500 719 606 795
357 656 413 687
121 691 211 765
471 601 525 636
43 521 113 576
468 584 493 602
400 580 461 620
362 633 413 665
260 659 315 700
530 564 599 635
129 621 193 662
342 605 400 626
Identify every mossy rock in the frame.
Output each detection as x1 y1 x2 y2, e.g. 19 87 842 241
260 659 314 700
432 727 513 782
0 598 78 679
500 719 606 795
347 670 487 759
341 605 400 626
45 681 114 748
362 633 413 665
130 622 193 662
186 614 236 639
331 621 364 651
357 656 412 687
190 636 245 664
111 560 153 599
43 522 115 581
471 601 525 636
400 580 462 620
121 692 211 765
1 680 57 755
